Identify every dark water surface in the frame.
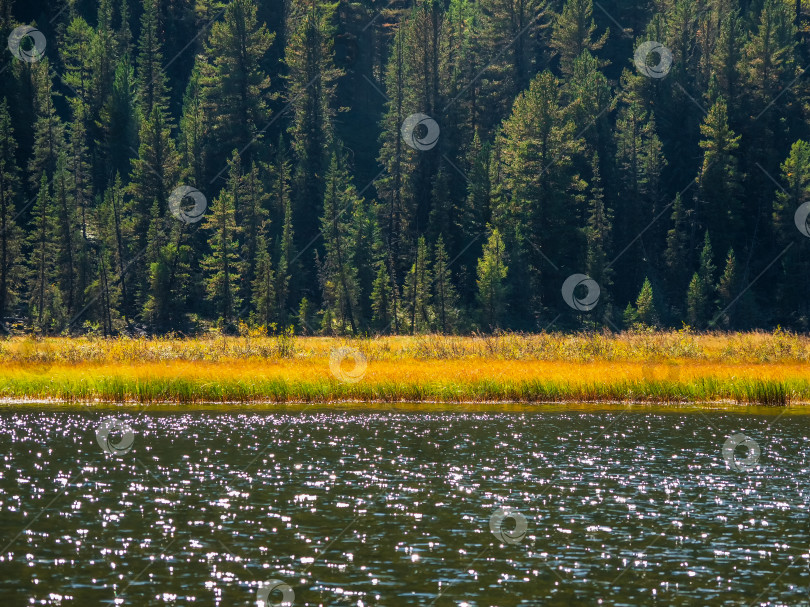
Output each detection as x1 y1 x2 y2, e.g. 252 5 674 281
1 404 809 606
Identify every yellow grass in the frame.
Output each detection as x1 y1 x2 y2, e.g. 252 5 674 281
0 330 808 405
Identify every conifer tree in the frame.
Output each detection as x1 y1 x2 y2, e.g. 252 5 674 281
129 104 181 234
550 0 608 75
92 0 117 116
698 231 716 301
117 0 133 56
28 174 66 333
272 137 295 324
51 151 79 318
276 196 295 325
98 173 136 325
635 276 657 327
433 236 460 333
0 99 23 324
99 56 138 185
404 236 432 333
370 252 396 332
476 227 508 330
716 247 739 328
179 64 206 186
772 140 810 323
585 155 613 316
62 16 96 108
664 193 691 300
319 150 362 334
28 61 64 189
136 0 169 118
202 187 243 328
709 9 743 113
686 272 704 328
499 70 583 319
239 159 270 308
696 97 742 256
251 227 276 327
743 0 796 106
482 0 549 98
376 26 412 273
200 0 274 165
286 0 341 247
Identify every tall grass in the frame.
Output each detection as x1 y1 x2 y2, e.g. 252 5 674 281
0 331 808 405
2 328 810 364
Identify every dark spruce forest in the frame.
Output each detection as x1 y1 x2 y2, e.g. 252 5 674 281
1 0 810 336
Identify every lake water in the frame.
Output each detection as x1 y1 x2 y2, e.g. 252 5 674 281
1 404 809 606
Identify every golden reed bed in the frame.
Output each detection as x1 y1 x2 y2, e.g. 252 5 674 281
0 330 808 405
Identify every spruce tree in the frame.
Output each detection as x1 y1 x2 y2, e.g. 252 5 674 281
28 61 64 189
285 0 341 249
772 140 810 324
98 173 136 325
370 253 396 333
585 154 613 319
0 99 23 324
696 97 742 256
376 26 412 276
28 174 66 333
476 227 508 330
200 0 274 166
136 0 169 118
664 193 691 302
51 151 79 318
239 159 270 308
251 227 276 328
635 277 657 328
433 236 460 333
550 0 608 76
202 160 244 329
404 236 432 333
99 56 138 185
686 273 705 328
319 150 362 334
716 248 739 328
62 16 96 108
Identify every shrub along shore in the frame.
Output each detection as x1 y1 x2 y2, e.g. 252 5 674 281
0 331 808 406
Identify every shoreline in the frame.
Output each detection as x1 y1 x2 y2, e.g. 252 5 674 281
3 398 810 412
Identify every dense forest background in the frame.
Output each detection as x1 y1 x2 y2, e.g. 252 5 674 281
1 0 810 335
